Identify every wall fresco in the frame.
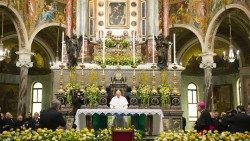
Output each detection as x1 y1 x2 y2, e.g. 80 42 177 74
167 0 249 36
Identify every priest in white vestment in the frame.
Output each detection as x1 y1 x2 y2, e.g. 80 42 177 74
110 89 128 109
109 89 129 127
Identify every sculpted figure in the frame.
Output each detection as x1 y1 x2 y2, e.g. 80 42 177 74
65 35 83 68
154 34 171 69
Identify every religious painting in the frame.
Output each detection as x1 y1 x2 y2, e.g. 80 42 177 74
213 84 233 113
0 83 19 116
106 0 129 28
35 0 66 26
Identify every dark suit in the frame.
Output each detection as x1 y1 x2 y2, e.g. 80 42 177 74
227 113 250 133
194 109 213 132
40 108 66 130
2 118 16 131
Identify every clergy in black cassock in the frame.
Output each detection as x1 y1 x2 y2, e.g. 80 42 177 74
194 101 214 133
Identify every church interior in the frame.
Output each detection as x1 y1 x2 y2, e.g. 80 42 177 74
0 0 250 140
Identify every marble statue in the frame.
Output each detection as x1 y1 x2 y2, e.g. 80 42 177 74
65 35 83 68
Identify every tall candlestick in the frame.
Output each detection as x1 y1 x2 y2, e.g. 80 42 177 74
102 37 105 64
152 34 155 64
173 33 176 64
133 31 135 64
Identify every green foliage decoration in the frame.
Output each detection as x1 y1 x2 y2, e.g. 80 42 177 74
86 84 100 108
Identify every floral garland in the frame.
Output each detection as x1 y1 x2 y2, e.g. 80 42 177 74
96 128 143 141
155 130 250 141
86 84 100 108
158 84 172 107
105 37 129 49
94 54 142 66
0 128 96 141
64 82 80 105
137 84 151 107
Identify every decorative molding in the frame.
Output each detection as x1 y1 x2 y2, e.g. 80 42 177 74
16 50 34 68
199 51 216 69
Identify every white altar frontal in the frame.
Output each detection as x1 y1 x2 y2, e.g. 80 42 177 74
74 108 164 135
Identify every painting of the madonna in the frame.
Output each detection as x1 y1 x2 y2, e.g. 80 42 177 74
106 0 129 28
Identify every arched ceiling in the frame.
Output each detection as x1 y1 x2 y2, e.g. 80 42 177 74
216 9 250 67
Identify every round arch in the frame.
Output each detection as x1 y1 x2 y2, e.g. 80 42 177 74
0 2 28 50
205 4 250 51
28 22 66 50
169 24 205 51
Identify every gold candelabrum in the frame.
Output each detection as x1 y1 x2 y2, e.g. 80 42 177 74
172 65 180 95
100 64 106 94
79 63 85 93
151 63 158 94
131 64 137 95
58 63 65 94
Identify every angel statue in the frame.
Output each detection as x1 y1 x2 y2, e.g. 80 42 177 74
65 35 83 68
154 34 171 70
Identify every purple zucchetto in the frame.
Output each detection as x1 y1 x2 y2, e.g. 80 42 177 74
197 101 206 109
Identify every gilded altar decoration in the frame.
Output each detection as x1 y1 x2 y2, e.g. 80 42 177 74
86 84 100 108
106 0 129 28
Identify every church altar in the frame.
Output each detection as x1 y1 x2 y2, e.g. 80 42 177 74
74 108 163 135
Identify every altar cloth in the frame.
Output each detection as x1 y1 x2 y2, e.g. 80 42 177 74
74 108 164 134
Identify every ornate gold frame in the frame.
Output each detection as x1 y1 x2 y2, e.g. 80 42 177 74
105 0 130 29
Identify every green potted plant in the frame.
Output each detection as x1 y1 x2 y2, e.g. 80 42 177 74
158 84 172 107
86 84 100 108
137 84 151 107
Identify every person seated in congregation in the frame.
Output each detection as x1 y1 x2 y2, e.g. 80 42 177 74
40 99 66 130
2 112 16 131
15 115 25 130
109 89 129 128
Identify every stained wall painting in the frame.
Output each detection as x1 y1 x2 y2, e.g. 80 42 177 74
169 0 190 25
106 0 129 28
213 84 233 113
167 0 249 35
0 83 19 116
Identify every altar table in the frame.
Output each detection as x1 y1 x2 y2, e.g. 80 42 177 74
74 109 164 135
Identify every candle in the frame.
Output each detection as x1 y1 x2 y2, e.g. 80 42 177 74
62 31 65 43
81 41 84 63
173 33 176 64
152 34 155 64
102 37 105 64
133 31 135 64
61 42 64 63
61 31 64 63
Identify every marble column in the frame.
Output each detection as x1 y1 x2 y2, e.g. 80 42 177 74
162 0 172 64
66 0 73 37
147 0 155 37
16 50 33 116
200 52 216 111
76 0 88 37
162 0 169 37
146 0 157 63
